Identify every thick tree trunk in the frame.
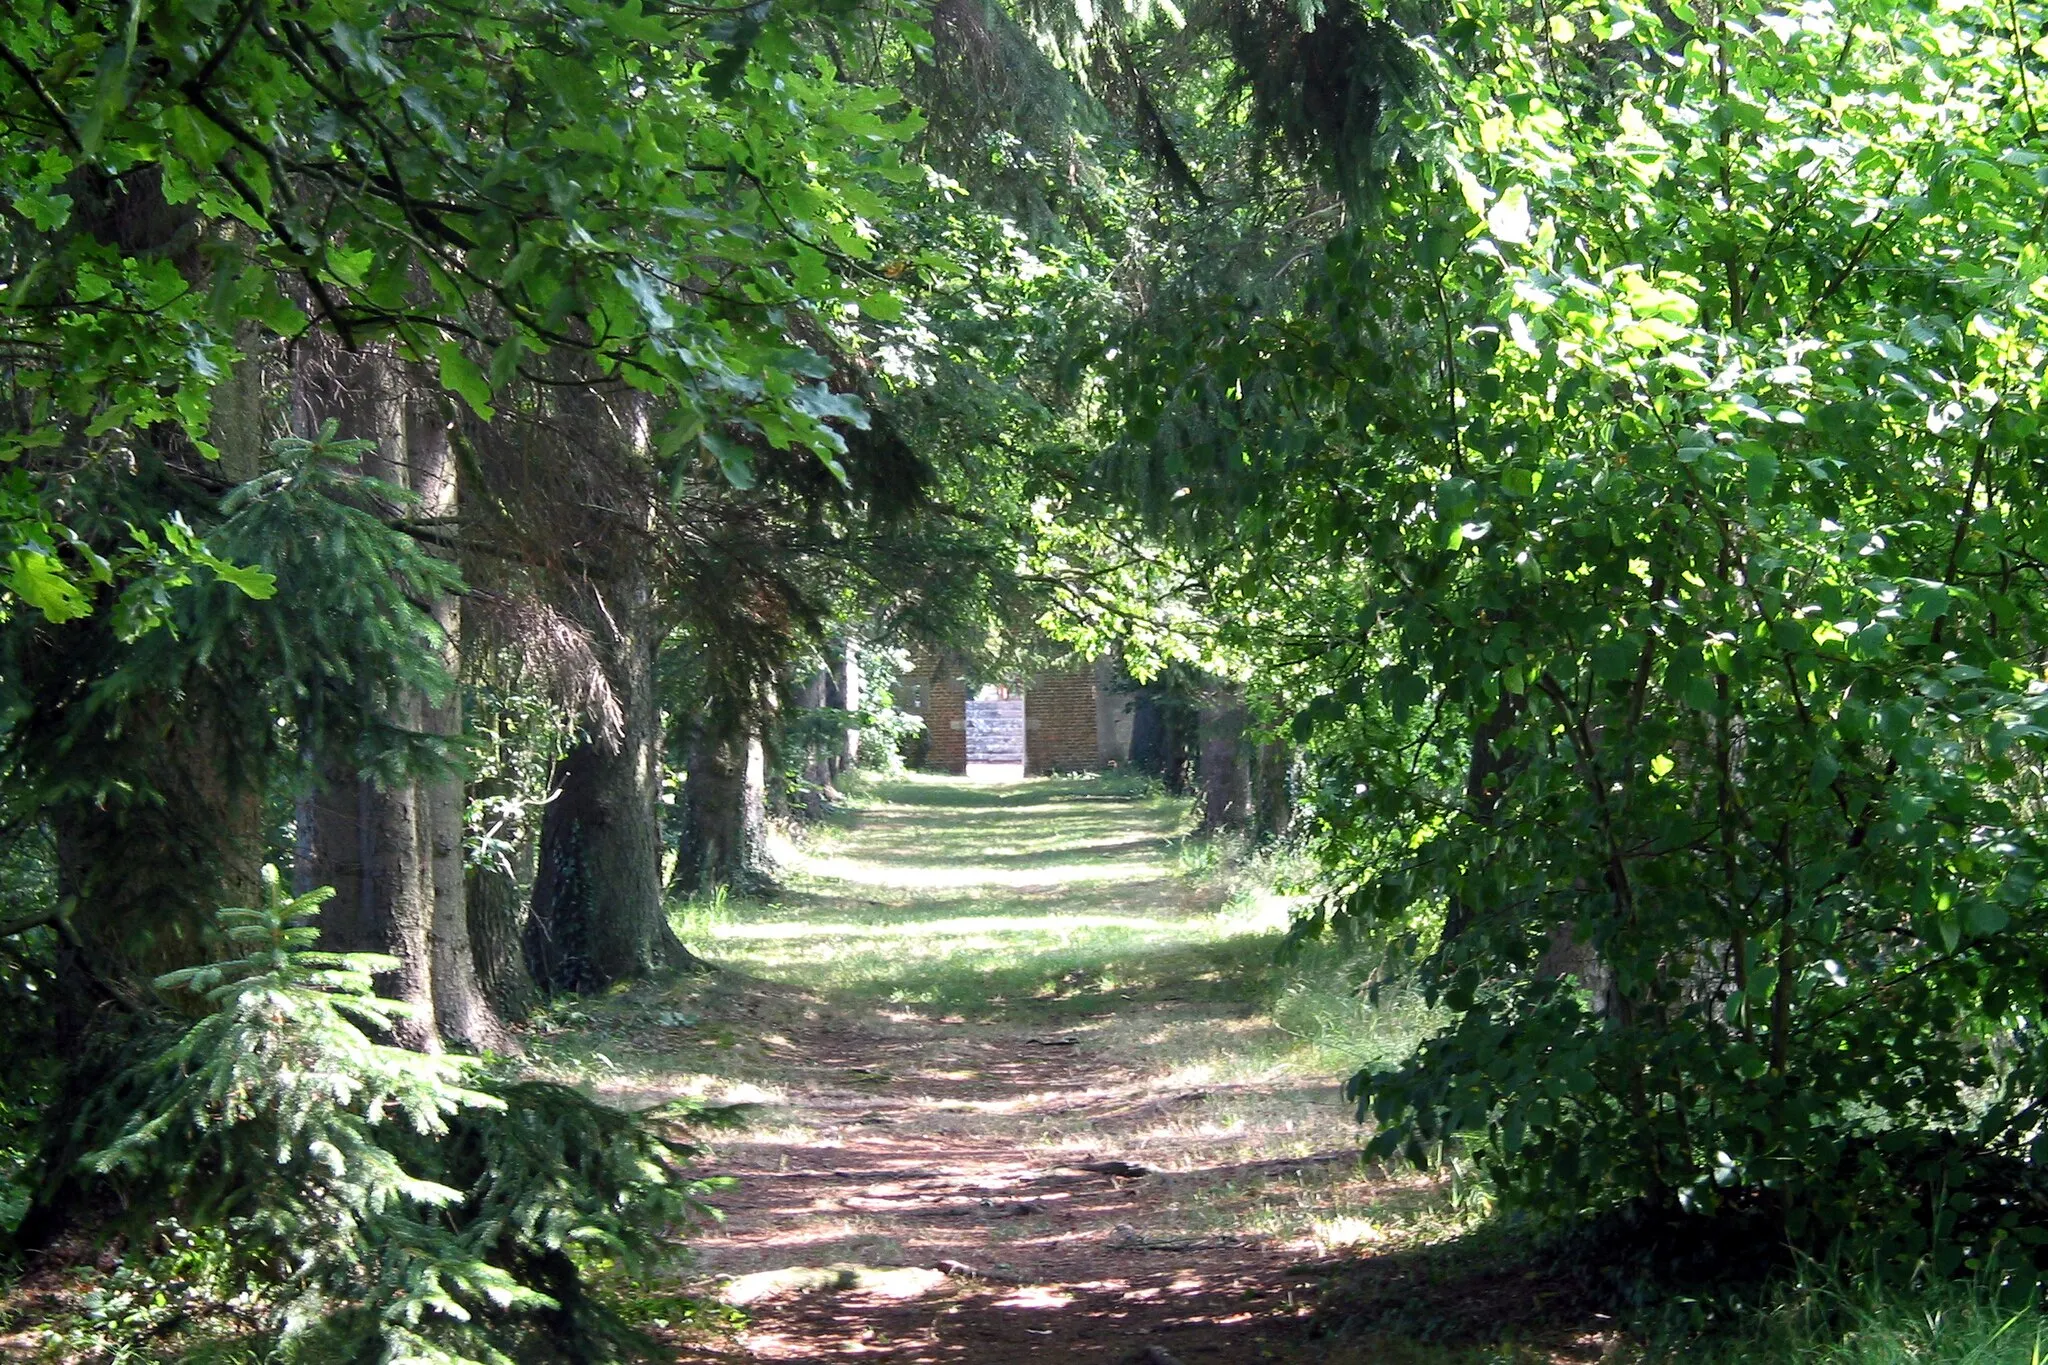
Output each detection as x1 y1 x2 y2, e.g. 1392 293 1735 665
526 736 694 991
47 705 264 1026
1131 692 1198 795
464 750 540 1023
839 635 862 772
1197 690 1252 833
525 572 700 992
302 744 439 1052
467 856 541 1022
1251 739 1295 843
796 667 834 820
674 700 773 894
291 346 498 1050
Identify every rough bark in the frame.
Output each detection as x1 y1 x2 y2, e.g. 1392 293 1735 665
526 737 695 991
839 635 863 772
1130 692 1198 794
467 856 541 1022
47 705 265 1025
525 572 701 992
302 745 439 1052
1197 690 1252 833
32 189 270 1031
411 396 503 1052
290 345 462 1051
1250 739 1296 843
464 749 540 1022
674 701 774 895
796 667 834 821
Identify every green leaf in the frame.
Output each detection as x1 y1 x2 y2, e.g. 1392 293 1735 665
1963 900 2010 938
436 342 496 420
10 188 72 231
702 431 756 490
857 289 906 322
1487 187 1533 245
5 549 92 622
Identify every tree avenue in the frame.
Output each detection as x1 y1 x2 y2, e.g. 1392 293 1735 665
4 0 2048 1357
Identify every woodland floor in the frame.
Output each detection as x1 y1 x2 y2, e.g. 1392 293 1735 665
531 774 1623 1364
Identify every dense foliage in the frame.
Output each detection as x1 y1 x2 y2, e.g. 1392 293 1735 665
1098 0 2048 1286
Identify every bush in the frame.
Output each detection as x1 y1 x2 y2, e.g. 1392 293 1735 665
80 867 716 1364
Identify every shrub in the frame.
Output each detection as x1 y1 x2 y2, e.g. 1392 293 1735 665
82 867 716 1363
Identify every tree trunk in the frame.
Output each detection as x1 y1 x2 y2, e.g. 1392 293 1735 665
467 856 541 1022
525 571 701 992
1131 691 1199 795
465 751 540 1023
1197 690 1252 833
674 700 773 894
46 706 265 1026
302 746 439 1052
1251 739 1295 843
411 395 502 1052
290 345 477 1051
526 737 695 991
839 635 862 772
796 667 833 820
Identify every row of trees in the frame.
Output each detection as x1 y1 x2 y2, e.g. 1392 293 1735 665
0 0 1084 1353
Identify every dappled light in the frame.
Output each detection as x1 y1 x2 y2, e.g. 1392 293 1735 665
615 775 1535 1363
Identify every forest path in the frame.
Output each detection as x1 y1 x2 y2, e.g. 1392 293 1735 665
633 773 1402 1364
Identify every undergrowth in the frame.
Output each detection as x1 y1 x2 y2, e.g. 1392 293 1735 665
1665 1274 2047 1364
9 868 722 1364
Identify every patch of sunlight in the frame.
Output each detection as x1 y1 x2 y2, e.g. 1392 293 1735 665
594 1075 787 1107
702 1079 786 1105
994 1286 1075 1309
721 1265 948 1305
1204 893 1299 934
725 1126 847 1148
779 855 1173 890
704 912 1181 942
1312 1216 1389 1251
906 1085 1125 1116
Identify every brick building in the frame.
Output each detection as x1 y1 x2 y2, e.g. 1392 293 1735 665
896 653 1131 777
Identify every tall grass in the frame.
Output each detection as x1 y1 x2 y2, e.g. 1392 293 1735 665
1672 1274 2046 1364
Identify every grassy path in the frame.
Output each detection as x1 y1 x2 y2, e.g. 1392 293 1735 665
542 775 1573 1362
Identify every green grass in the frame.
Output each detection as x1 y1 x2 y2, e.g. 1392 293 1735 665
1673 1279 2048 1365
684 772 1300 1022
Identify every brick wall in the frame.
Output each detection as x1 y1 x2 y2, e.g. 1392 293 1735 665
923 675 967 771
1025 668 1100 774
897 651 967 771
895 651 1109 774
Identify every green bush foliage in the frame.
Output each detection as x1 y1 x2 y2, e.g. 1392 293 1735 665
1095 0 2048 1286
83 868 716 1364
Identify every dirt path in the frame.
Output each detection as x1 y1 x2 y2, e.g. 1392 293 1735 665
649 776 1378 1363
